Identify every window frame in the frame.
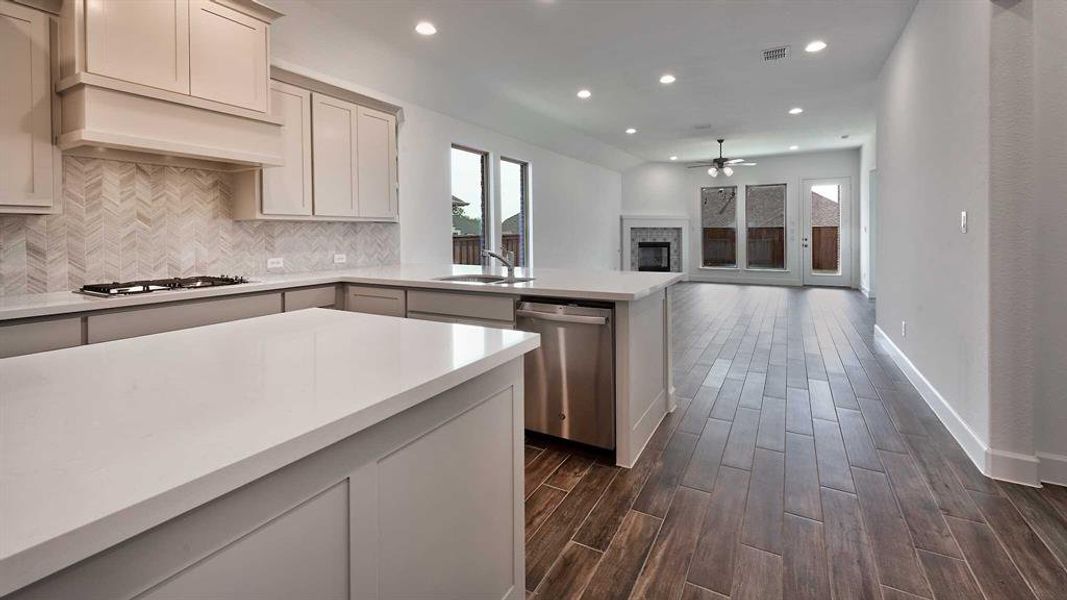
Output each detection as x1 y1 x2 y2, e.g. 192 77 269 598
743 183 789 271
450 144 491 265
498 156 531 267
699 185 740 269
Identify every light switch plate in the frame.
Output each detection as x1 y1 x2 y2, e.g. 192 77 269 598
267 257 284 269
333 253 347 264
960 210 968 234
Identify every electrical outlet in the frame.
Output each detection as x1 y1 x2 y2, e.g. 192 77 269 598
901 320 907 338
333 253 347 264
960 210 968 234
267 257 284 270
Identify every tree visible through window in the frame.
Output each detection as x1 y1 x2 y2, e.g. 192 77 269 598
451 146 488 265
701 186 738 267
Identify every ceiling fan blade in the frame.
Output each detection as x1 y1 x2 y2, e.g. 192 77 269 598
725 158 745 165
686 163 717 169
740 162 757 166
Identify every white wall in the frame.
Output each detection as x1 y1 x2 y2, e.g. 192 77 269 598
1032 0 1067 481
875 0 992 458
623 149 861 286
270 2 634 270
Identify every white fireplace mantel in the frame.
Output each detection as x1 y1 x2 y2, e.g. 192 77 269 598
621 214 690 278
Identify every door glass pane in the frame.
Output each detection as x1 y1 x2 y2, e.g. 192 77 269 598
701 186 737 267
451 146 488 265
810 183 841 274
500 158 528 266
746 184 786 269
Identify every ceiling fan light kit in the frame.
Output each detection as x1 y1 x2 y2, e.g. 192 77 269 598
691 139 756 177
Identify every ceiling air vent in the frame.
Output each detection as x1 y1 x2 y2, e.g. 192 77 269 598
762 45 790 62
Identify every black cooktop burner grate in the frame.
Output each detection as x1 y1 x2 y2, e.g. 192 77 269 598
77 275 248 297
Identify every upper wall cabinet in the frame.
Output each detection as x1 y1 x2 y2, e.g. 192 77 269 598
356 105 399 220
54 0 284 168
232 69 401 223
1 0 61 214
84 0 191 94
188 0 268 112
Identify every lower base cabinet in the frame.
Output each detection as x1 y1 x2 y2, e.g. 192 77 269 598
8 360 525 600
87 293 282 343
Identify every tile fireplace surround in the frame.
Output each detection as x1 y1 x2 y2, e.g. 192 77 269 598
621 215 690 276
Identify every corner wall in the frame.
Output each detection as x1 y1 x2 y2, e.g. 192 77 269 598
875 0 993 469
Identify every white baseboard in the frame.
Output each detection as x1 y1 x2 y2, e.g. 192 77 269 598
873 325 1040 486
1038 452 1067 486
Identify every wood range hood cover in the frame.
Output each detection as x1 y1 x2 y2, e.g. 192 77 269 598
53 0 286 171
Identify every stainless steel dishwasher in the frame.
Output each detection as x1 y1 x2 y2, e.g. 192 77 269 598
516 300 614 449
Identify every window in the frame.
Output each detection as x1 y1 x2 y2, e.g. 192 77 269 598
701 186 737 267
500 158 529 266
746 184 787 269
451 145 489 265
810 183 842 274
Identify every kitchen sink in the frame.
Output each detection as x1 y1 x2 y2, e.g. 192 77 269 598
435 274 535 284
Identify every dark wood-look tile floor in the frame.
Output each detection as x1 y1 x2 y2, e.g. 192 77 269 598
523 283 1067 599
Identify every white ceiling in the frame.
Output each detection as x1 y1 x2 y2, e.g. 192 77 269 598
292 0 916 167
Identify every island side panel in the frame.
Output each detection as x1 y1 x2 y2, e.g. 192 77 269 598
614 288 672 468
4 359 526 600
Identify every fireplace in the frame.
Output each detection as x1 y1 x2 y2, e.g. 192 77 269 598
637 241 671 272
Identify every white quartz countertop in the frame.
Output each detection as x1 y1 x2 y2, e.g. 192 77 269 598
0 264 684 321
0 309 539 595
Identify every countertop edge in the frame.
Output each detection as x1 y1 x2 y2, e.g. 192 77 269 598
0 270 685 322
0 331 539 596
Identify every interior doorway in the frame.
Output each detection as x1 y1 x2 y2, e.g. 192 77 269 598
801 177 852 287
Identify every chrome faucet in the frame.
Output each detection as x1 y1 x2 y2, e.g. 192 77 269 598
482 249 516 279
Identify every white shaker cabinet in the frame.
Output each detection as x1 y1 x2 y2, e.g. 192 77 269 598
189 0 268 112
311 92 360 217
262 81 313 216
356 106 398 220
0 0 59 213
84 0 191 94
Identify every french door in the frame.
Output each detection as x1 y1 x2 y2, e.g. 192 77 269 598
801 178 852 287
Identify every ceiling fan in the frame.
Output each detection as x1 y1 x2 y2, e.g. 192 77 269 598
687 139 757 177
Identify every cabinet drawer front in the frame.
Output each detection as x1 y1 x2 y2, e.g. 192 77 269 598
0 317 83 358
188 0 268 112
85 0 191 94
87 293 281 343
346 285 406 317
406 311 514 330
284 286 337 311
406 290 514 323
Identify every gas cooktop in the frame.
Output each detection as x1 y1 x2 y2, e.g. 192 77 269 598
76 275 249 297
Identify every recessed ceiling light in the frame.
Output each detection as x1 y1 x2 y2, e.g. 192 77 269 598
669 156 678 161
577 89 592 99
788 107 804 115
625 127 637 135
805 40 828 53
659 74 676 84
789 145 799 150
414 21 437 36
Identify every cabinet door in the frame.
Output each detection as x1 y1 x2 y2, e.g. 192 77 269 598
311 93 359 217
262 81 312 215
188 0 268 112
355 106 398 220
84 0 190 94
346 285 406 317
0 0 55 209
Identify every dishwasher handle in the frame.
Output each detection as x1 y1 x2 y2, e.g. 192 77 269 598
516 309 608 326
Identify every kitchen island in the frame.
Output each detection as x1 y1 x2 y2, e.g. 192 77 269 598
0 309 539 598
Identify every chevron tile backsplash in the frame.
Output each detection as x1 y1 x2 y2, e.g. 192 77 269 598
0 157 400 296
